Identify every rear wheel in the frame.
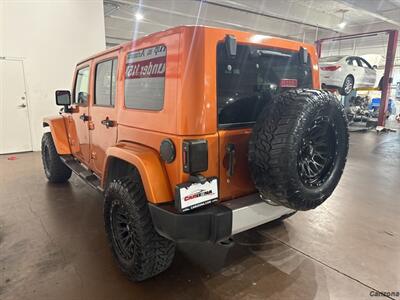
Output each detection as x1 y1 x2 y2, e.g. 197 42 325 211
249 89 349 211
104 173 175 281
340 75 354 95
41 132 72 183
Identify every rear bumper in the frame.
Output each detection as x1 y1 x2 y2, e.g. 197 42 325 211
148 194 294 243
321 78 343 88
320 71 344 87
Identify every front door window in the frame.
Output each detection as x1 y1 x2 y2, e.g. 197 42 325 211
74 67 90 104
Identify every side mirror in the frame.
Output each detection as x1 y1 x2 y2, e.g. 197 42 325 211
55 90 71 106
299 47 308 65
224 34 237 57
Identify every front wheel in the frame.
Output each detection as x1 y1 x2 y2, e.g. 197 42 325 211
41 132 72 183
104 173 175 281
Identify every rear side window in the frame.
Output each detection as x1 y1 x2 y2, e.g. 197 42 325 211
74 67 90 104
217 43 312 127
124 44 166 110
346 57 358 67
95 58 118 106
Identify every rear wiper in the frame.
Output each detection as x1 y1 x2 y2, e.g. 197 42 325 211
257 50 291 58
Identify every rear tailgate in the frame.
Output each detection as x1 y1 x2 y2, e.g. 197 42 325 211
216 42 313 201
218 128 255 201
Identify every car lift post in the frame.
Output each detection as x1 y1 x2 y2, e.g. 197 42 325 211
315 30 399 126
378 30 398 126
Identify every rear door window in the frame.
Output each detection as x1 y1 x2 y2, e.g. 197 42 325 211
124 44 166 110
95 58 118 106
217 43 312 127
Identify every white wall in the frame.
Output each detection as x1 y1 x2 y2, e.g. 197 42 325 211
0 0 106 151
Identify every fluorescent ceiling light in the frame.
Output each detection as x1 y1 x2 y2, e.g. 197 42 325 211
135 12 144 21
250 34 271 43
338 21 347 29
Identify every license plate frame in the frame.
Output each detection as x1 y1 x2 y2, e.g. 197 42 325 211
175 177 219 212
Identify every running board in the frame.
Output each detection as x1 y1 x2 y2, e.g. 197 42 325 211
60 155 103 192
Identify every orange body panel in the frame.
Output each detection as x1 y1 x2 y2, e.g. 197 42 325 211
117 32 181 135
104 143 173 203
89 50 120 176
117 125 219 202
65 105 90 163
218 128 255 200
65 61 92 164
43 116 71 154
44 25 321 204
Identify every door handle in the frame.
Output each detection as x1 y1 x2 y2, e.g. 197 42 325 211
17 103 26 108
101 117 115 128
226 143 236 178
79 113 89 122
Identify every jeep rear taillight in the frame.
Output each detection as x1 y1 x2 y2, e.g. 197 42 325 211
320 65 341 71
182 140 208 174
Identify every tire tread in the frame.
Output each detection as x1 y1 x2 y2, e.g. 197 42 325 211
249 89 349 210
104 173 175 281
41 132 72 183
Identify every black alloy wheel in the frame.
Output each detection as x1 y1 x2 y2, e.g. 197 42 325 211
110 204 135 260
104 176 175 281
297 116 337 188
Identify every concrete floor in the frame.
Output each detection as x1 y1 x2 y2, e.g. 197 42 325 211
1 131 400 300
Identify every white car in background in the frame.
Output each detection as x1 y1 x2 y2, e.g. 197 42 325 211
319 55 379 95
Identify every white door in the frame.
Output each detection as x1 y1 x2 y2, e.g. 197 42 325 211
358 57 376 87
353 59 366 87
345 57 360 88
0 59 32 154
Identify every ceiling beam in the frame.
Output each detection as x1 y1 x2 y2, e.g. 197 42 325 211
106 0 346 35
105 0 305 40
198 0 342 33
337 0 400 27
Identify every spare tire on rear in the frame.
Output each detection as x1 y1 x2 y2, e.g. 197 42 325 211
249 89 348 211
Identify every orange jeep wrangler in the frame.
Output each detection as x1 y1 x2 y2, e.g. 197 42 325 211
42 26 348 281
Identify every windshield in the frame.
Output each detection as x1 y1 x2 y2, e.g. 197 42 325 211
319 56 345 62
217 43 312 127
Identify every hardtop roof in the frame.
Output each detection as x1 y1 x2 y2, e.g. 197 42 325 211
77 25 313 66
